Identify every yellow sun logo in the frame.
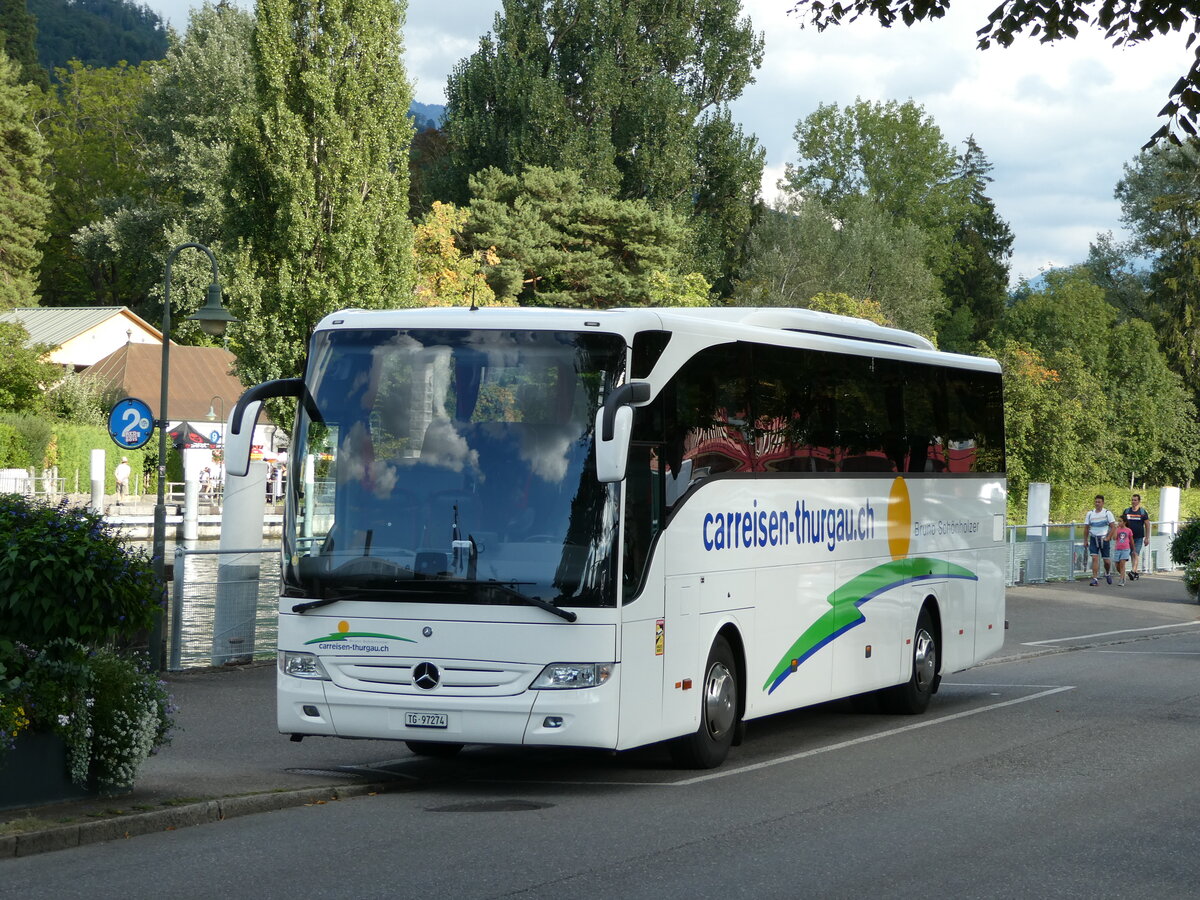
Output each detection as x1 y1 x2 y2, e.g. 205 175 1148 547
888 476 911 560
337 621 350 633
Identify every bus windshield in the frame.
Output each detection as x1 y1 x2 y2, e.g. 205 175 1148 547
285 328 627 610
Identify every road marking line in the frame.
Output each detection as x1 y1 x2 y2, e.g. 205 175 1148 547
1022 621 1200 646
671 685 1076 787
943 682 1068 689
1088 649 1200 655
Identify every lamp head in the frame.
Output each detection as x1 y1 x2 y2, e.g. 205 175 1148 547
190 283 236 337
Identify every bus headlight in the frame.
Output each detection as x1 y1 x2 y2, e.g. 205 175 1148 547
279 651 331 680
531 663 613 689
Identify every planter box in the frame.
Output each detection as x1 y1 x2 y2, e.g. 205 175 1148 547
0 732 92 811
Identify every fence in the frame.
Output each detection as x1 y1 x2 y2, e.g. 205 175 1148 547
1006 521 1183 586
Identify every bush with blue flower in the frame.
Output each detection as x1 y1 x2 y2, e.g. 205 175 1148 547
0 496 175 792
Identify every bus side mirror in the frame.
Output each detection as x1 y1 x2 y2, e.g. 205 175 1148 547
595 382 651 483
226 378 305 477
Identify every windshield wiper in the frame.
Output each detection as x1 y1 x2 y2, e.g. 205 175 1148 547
469 580 577 623
291 580 578 622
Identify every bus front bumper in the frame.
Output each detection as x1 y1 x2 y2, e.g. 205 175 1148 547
278 666 621 750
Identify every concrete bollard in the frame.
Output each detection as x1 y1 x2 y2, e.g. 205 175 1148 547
183 475 200 541
90 448 105 512
213 460 268 665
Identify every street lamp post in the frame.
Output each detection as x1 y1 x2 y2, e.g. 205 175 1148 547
152 243 237 670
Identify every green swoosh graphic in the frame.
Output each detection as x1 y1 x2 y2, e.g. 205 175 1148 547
304 631 417 644
763 557 977 694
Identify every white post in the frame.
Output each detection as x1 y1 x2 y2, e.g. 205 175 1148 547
1025 482 1051 582
213 460 268 665
183 473 200 541
89 448 106 512
1158 486 1182 570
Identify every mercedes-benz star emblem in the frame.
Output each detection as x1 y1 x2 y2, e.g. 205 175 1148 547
412 662 440 690
422 626 433 638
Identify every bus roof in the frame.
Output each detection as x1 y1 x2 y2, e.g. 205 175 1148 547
312 306 995 371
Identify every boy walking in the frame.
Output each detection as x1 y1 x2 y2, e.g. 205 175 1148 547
1085 494 1116 586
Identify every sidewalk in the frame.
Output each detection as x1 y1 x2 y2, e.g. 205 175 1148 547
3 571 1197 858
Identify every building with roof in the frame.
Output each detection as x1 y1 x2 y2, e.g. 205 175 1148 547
0 306 162 370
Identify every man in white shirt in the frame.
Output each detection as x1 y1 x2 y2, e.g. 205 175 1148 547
1085 494 1116 586
114 457 131 502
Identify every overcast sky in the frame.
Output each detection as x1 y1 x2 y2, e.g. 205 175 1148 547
147 0 1189 285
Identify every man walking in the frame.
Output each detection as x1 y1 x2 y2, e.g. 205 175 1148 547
1122 493 1152 580
114 456 131 502
1085 494 1116 586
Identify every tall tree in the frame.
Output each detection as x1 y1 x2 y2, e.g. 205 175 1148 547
460 166 708 308
781 98 972 280
938 136 1013 351
1115 141 1200 397
786 0 1200 145
75 2 256 339
0 0 47 88
0 49 48 308
732 195 945 337
36 59 153 308
227 0 415 386
443 0 764 292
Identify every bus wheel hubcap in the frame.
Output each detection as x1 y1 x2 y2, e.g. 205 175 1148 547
913 628 936 691
704 662 736 740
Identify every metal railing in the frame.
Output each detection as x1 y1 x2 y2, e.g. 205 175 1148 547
1005 520 1183 586
167 545 281 670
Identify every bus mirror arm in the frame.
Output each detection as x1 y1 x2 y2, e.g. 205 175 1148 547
225 378 305 478
600 382 651 442
596 381 651 483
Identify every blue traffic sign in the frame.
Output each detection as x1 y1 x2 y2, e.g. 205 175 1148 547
108 397 155 450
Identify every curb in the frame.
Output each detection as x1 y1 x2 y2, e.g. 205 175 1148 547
0 781 400 860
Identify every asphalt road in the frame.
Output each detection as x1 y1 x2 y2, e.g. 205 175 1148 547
4 576 1200 898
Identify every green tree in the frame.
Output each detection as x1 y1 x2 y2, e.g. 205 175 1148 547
0 49 48 308
227 0 416 386
76 2 257 341
0 0 48 88
786 0 1200 145
460 166 706 309
0 321 60 411
986 338 1105 493
37 59 154 308
1082 231 1151 322
444 0 764 291
938 136 1013 351
732 195 945 337
1115 142 1200 397
781 99 972 275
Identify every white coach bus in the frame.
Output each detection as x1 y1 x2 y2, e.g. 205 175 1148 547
227 306 1006 768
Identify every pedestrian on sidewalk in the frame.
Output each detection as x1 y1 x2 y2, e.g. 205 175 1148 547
1112 515 1134 586
1122 493 1152 579
114 456 131 502
1085 494 1116 586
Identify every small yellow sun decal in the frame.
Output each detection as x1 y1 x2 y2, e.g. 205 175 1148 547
888 476 911 560
337 621 350 633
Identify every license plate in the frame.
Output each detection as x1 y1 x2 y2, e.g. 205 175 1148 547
404 712 448 729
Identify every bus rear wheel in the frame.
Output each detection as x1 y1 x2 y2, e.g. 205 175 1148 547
405 740 464 758
879 608 938 715
669 636 738 769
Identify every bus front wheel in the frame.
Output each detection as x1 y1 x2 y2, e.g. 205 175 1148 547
669 636 738 769
879 608 938 715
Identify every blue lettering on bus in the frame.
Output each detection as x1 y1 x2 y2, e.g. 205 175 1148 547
702 498 876 553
